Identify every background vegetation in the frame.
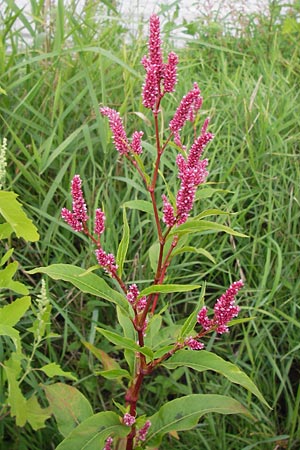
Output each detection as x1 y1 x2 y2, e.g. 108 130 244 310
0 0 299 448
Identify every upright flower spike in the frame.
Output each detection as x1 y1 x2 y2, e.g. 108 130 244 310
94 208 106 236
163 51 179 93
137 420 151 442
100 107 130 155
169 82 202 134
61 174 88 232
162 194 176 227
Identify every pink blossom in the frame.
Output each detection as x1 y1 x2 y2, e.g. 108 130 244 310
126 284 139 304
148 14 163 76
137 420 151 442
95 248 117 273
131 131 144 155
103 436 113 450
136 296 147 312
100 107 129 154
187 129 214 169
163 52 178 93
197 281 243 334
185 336 205 350
123 413 136 426
162 194 176 227
61 175 88 232
169 83 202 133
94 208 105 235
141 62 160 109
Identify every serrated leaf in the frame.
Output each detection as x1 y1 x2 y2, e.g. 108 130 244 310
28 264 130 315
39 362 77 381
147 394 252 446
139 284 200 297
0 296 31 327
55 411 129 450
116 208 130 277
96 327 153 359
0 191 39 241
0 261 29 295
43 383 93 438
170 219 247 238
163 350 268 407
24 395 52 431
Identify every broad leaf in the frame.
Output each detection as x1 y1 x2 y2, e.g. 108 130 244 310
163 350 268 406
0 223 13 239
28 264 130 314
96 327 153 359
0 261 29 295
44 383 93 438
0 191 39 241
116 208 130 277
147 394 252 446
170 220 247 238
139 284 200 297
39 362 77 381
0 296 31 327
123 199 157 216
55 411 129 450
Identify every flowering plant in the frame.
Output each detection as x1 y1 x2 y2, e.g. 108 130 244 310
32 15 267 450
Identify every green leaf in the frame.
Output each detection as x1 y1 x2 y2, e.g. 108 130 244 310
195 187 230 200
43 383 93 438
55 411 129 450
163 350 268 407
0 223 13 239
147 394 252 446
139 284 200 297
122 199 157 216
194 208 230 219
117 306 136 375
96 369 131 380
0 296 31 327
0 261 29 295
96 327 153 359
28 264 130 315
171 246 216 263
82 341 122 370
0 249 14 267
0 191 39 241
0 324 22 353
39 362 77 381
116 208 130 277
170 219 247 238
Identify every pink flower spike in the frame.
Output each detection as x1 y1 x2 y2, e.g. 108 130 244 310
162 194 176 227
197 306 212 330
71 175 88 223
126 284 139 305
164 51 178 93
95 248 117 274
131 131 144 155
61 208 82 232
94 208 106 236
169 83 201 133
137 420 151 442
137 296 147 312
123 413 136 427
148 14 163 75
142 61 159 109
185 336 205 350
103 436 113 450
100 107 129 155
213 280 243 334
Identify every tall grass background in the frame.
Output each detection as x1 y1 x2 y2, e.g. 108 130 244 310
0 0 299 448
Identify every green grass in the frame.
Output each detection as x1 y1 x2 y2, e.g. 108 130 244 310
1 0 300 448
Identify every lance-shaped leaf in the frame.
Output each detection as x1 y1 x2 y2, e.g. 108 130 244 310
28 264 130 315
146 394 252 446
163 350 268 407
171 246 216 263
116 208 130 277
139 284 200 297
96 327 153 359
169 219 247 238
96 369 131 380
123 199 157 216
55 411 129 450
43 383 93 438
179 285 206 340
0 191 39 241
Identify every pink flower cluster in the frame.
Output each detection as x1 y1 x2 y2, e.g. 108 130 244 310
61 175 88 232
137 420 151 442
197 280 244 334
123 413 136 426
126 284 147 312
185 337 205 350
61 175 117 275
162 117 213 226
141 15 178 109
100 107 144 155
103 436 113 450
